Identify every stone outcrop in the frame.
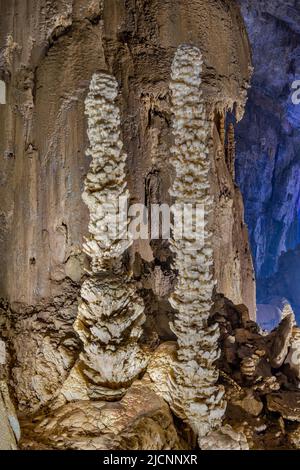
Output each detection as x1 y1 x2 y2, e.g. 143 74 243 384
0 339 20 450
268 314 294 368
7 284 81 413
16 292 300 450
212 295 300 449
267 392 300 423
20 380 186 451
0 381 20 450
199 425 249 451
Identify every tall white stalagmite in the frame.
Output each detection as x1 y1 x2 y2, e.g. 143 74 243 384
74 74 147 399
168 45 226 441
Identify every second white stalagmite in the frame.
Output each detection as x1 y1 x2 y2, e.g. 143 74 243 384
148 45 227 444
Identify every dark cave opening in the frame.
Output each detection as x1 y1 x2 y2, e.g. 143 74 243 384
236 0 300 327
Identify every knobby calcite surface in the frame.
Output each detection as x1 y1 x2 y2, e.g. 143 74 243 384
148 44 226 444
72 73 148 400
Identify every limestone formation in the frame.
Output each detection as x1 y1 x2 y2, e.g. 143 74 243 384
9 288 81 413
81 73 132 271
268 315 294 369
266 392 300 422
0 80 5 104
219 112 226 148
20 381 184 451
0 338 20 450
73 73 147 399
211 296 300 449
199 424 249 451
0 382 20 450
162 45 225 443
2 0 300 452
0 339 5 365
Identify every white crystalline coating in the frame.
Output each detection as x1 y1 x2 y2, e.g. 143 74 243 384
165 45 225 441
72 73 147 398
75 276 148 393
199 425 249 450
0 80 6 105
0 340 6 365
83 73 132 272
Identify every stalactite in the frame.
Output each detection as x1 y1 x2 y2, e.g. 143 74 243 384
154 44 226 444
226 123 236 180
73 73 148 400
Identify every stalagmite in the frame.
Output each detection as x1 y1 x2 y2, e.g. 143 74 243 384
73 74 148 399
149 44 226 446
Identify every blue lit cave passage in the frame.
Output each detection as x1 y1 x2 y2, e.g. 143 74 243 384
236 0 300 328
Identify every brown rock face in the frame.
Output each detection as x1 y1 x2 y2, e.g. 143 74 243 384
0 339 20 450
20 380 186 450
0 381 20 450
267 392 300 423
0 0 259 450
0 0 254 306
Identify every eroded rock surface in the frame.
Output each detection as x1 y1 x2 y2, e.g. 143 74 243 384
267 392 300 423
213 295 300 449
0 339 20 450
20 380 186 451
0 381 20 450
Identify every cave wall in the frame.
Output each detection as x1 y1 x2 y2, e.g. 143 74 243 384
0 0 255 423
236 0 300 320
0 0 255 307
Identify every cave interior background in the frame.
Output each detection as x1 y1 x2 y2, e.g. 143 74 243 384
236 0 300 324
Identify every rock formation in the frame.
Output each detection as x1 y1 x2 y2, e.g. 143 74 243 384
72 73 147 400
0 339 20 450
1 0 300 452
213 296 300 450
21 380 185 450
161 44 225 442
